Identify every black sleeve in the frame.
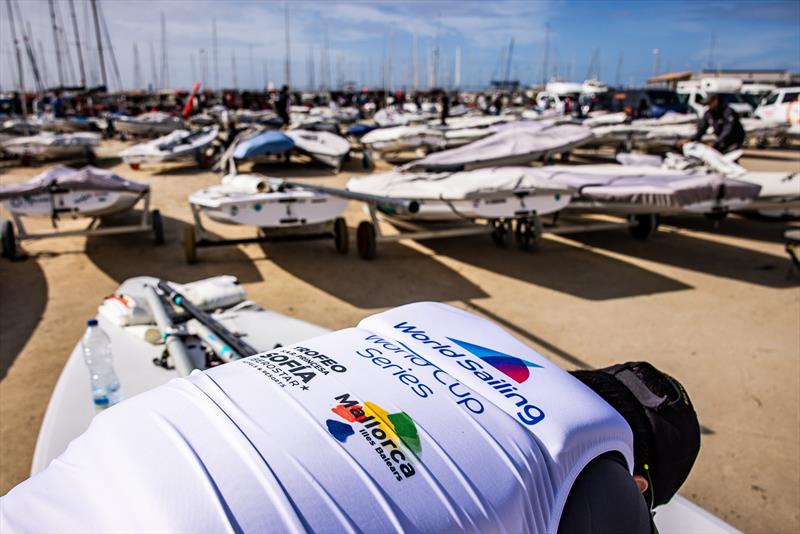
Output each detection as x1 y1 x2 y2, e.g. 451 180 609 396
691 112 710 142
558 453 653 534
713 108 740 151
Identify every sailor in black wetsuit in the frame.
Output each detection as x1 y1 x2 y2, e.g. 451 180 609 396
691 93 745 153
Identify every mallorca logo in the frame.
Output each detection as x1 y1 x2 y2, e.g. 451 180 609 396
325 393 420 481
447 337 543 383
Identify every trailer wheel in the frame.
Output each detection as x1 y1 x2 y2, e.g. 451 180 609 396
333 217 349 254
152 209 165 245
20 154 31 166
362 151 373 170
628 214 658 240
197 149 213 169
1 219 16 260
490 219 509 247
356 221 377 260
86 149 97 165
183 225 198 264
515 219 533 251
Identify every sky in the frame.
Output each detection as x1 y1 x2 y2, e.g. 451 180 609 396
1 0 799 92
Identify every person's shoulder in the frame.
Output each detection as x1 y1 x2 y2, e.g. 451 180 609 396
558 453 652 534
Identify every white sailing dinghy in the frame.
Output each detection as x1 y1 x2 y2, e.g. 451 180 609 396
401 122 594 172
360 125 446 161
118 126 220 169
285 129 351 171
185 173 349 262
672 143 800 216
534 164 761 217
30 275 330 475
26 277 739 534
0 166 163 259
332 166 573 258
347 166 572 221
1 132 100 164
113 112 185 137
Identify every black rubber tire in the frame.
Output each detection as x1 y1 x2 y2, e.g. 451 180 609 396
528 215 543 251
183 225 198 264
515 219 532 250
628 214 658 240
333 217 349 254
86 149 97 165
356 221 377 260
490 219 509 247
362 151 373 170
1 219 16 260
152 209 165 245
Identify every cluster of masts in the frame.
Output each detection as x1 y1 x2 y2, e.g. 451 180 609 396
5 3 633 96
4 0 121 94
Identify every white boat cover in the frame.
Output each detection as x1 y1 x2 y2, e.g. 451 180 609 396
401 123 594 172
347 166 569 200
533 165 760 209
0 165 148 201
0 302 637 534
285 129 350 166
118 127 219 162
361 125 446 153
1 131 100 151
373 108 410 127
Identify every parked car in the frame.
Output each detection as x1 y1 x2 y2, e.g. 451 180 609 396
676 78 754 117
755 86 800 123
618 89 688 118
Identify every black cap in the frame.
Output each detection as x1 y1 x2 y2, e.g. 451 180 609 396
572 362 700 507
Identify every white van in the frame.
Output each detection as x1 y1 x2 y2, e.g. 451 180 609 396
754 86 800 123
676 78 754 117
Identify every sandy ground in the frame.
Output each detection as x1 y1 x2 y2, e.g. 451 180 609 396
0 140 798 532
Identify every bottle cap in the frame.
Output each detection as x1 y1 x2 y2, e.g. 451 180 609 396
87 319 98 327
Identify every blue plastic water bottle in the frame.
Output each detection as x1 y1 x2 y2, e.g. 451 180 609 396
81 319 122 410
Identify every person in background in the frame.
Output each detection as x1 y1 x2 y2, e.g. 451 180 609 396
492 93 503 116
51 90 64 118
413 93 422 111
689 93 745 153
276 85 291 128
440 91 450 126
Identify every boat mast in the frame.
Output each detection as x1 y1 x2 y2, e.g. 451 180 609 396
231 50 237 88
284 3 291 86
98 1 121 89
504 38 514 83
54 1 77 86
149 41 157 90
48 0 65 87
541 23 550 85
38 40 49 88
212 18 219 91
18 5 45 94
411 33 418 91
68 0 86 87
160 12 169 88
90 0 108 88
133 43 142 89
6 0 26 96
454 46 461 89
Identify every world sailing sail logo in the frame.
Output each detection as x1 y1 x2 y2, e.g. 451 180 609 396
446 337 543 384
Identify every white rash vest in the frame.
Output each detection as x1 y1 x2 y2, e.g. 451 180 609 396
1 302 634 533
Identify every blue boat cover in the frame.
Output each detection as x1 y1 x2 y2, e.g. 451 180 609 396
346 123 379 137
233 131 295 159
